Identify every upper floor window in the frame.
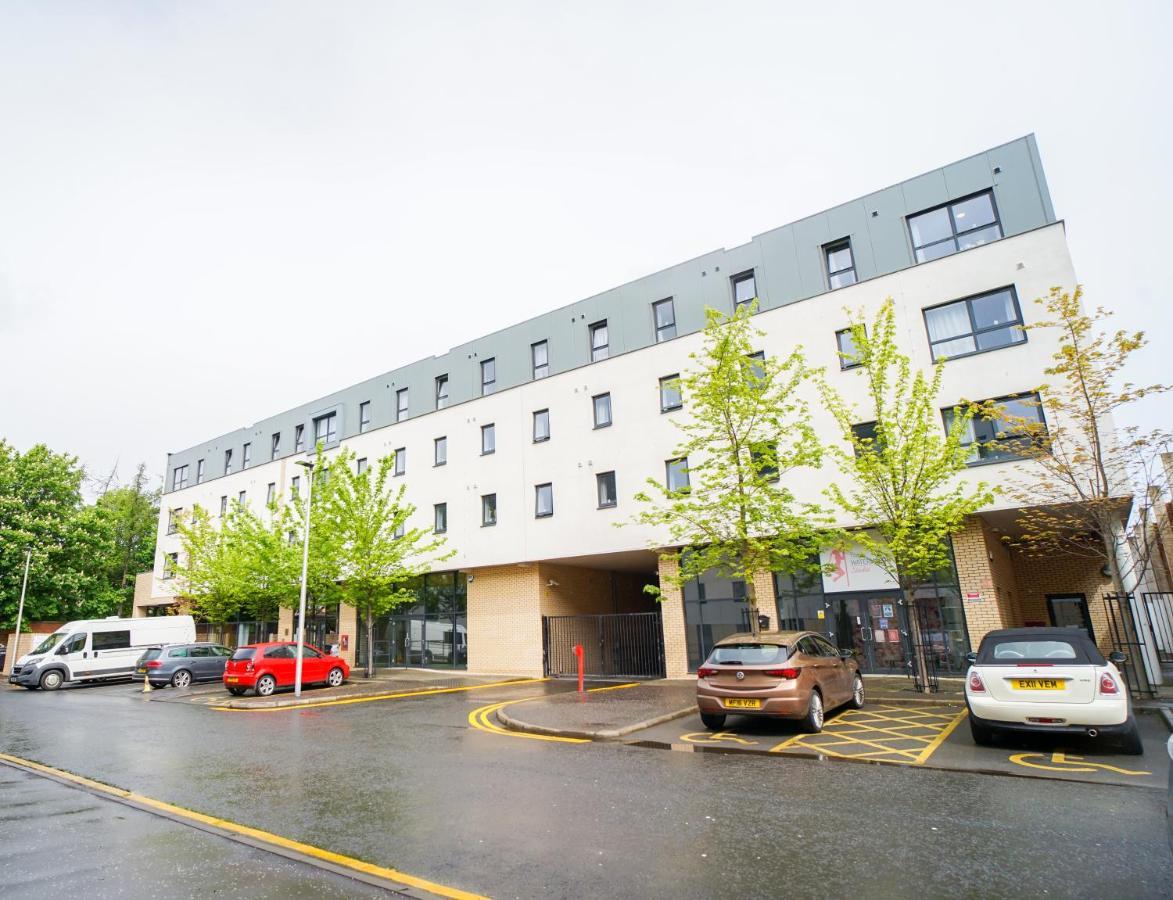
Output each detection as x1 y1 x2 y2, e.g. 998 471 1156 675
195 459 205 484
434 502 448 534
836 328 862 370
238 490 247 505
824 239 857 289
356 458 368 475
944 393 1046 465
224 449 233 475
533 409 550 443
434 436 447 466
746 351 766 384
167 508 180 534
163 552 178 580
294 424 305 453
172 465 188 491
592 393 612 428
653 298 676 343
481 423 496 455
266 482 276 505
666 457 690 493
291 476 300 498
314 413 337 446
394 448 406 476
589 321 609 362
396 389 409 422
482 493 497 527
851 421 880 456
270 432 281 460
242 443 251 468
219 495 228 517
908 190 1002 263
596 471 617 509
532 341 549 380
481 358 496 395
731 270 756 311
535 483 554 518
924 286 1025 361
660 374 683 412
751 441 779 481
359 401 371 433
435 375 449 410
393 521 405 540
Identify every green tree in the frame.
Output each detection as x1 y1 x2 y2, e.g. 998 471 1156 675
820 300 994 689
321 449 453 677
995 286 1171 593
93 463 160 615
176 503 253 624
632 304 829 637
0 441 119 627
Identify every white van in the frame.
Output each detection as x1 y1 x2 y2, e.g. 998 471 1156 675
8 616 196 691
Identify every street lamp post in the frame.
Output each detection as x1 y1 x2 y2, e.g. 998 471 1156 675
10 549 31 672
294 461 314 698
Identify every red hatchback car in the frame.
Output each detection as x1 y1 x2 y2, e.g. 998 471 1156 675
223 642 349 697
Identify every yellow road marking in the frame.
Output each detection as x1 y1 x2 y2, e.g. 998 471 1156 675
1008 751 1150 776
211 677 547 712
769 704 967 765
680 731 759 746
467 683 640 743
0 752 486 900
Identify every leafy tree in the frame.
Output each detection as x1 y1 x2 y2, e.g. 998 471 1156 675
632 304 829 638
175 504 253 624
93 463 160 615
321 449 453 676
0 441 120 627
994 286 1170 593
820 300 994 689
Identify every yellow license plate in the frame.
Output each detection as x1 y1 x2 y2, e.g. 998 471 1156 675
226 676 239 683
1012 678 1062 690
135 668 146 674
724 698 762 709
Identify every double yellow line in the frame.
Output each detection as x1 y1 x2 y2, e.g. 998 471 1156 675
467 682 639 743
211 676 547 712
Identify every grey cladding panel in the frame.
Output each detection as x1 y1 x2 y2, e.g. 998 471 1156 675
792 216 833 298
900 170 950 217
864 186 914 275
824 202 874 280
988 140 1048 236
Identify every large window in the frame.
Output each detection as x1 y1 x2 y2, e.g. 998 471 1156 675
597 471 617 508
394 448 406 476
824 239 857 288
294 424 305 453
219 495 228 517
481 358 496 394
908 190 1002 263
167 508 180 535
589 321 609 362
314 413 337 445
291 476 300 498
836 328 862 370
434 436 447 466
242 443 251 468
271 432 281 460
224 449 233 475
660 375 682 412
944 392 1046 465
481 423 495 455
666 457 690 493
731 270 756 310
592 393 612 428
172 465 188 491
435 375 449 410
532 341 549 379
653 298 676 342
195 459 204 484
924 286 1025 361
535 483 554 518
359 401 371 433
266 482 276 504
434 503 447 533
533 409 550 443
482 493 497 526
396 389 409 422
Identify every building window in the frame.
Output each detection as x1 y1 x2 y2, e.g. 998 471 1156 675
291 476 300 498
944 392 1046 465
359 401 371 433
314 413 337 446
266 483 276 505
167 508 180 535
481 423 495 455
224 449 233 475
434 436 447 466
746 351 766 384
851 421 880 456
535 483 554 518
731 270 756 311
481 358 496 395
653 298 676 342
195 459 205 485
836 328 862 370
172 465 188 491
660 375 683 412
357 458 368 475
394 448 406 476
163 552 178 580
294 424 305 453
393 521 405 540
220 495 228 517
824 239 857 289
589 321 609 362
592 393 612 428
924 286 1026 362
533 409 550 443
666 458 690 493
242 443 251 468
597 471 617 509
238 490 247 505
434 503 448 533
482 493 497 526
532 341 549 380
908 190 1002 263
435 375 449 410
270 432 281 460
396 389 409 422
751 442 779 481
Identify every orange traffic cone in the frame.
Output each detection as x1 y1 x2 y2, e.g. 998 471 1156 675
142 673 152 693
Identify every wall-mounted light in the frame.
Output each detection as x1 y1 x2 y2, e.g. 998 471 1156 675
547 579 560 588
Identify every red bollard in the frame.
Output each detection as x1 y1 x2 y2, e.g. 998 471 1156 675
574 644 584 693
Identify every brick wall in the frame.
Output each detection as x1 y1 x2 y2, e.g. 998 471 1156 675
278 606 294 642
656 555 691 678
466 565 544 676
1011 551 1114 654
338 603 357 668
952 517 1017 648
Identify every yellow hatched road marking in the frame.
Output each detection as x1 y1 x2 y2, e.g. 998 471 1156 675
467 683 640 743
210 676 548 712
769 705 968 765
0 752 487 900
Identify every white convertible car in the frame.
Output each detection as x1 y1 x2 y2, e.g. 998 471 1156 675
964 627 1143 755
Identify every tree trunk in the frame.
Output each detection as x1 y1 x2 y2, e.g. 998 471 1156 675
904 584 934 693
365 606 375 679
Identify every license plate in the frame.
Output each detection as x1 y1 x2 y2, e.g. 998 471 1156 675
1012 678 1062 690
724 698 762 709
135 668 146 674
226 676 239 683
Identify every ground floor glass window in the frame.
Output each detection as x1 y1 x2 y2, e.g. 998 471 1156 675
356 572 468 670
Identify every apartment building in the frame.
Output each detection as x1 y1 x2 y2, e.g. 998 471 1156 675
144 134 1122 680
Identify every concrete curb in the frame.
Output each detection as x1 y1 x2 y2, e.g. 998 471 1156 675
496 704 695 741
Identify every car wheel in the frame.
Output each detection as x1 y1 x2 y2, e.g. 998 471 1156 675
802 690 824 733
255 674 277 697
700 712 726 730
39 670 63 691
227 687 246 696
1118 717 1144 755
969 715 995 746
327 667 344 688
171 669 193 689
848 674 865 710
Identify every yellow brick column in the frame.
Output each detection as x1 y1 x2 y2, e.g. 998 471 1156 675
951 516 1015 650
751 570 777 630
657 554 691 678
338 603 357 669
278 606 294 642
466 565 544 676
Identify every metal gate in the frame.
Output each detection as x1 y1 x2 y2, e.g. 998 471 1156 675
1102 593 1157 698
1140 592 1173 667
543 612 665 679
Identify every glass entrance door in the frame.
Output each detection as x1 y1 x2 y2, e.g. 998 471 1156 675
820 594 908 674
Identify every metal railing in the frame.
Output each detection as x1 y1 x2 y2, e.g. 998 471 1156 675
543 612 665 680
1103 593 1157 698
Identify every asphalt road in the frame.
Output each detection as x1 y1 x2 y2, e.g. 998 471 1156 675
1 679 1170 899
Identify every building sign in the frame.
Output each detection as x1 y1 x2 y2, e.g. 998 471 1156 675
965 591 982 603
820 542 899 593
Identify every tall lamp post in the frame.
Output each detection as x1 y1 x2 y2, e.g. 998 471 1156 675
9 549 31 673
293 460 314 698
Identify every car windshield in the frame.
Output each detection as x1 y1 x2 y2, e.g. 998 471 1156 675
709 643 788 665
31 632 66 655
231 648 257 661
991 640 1078 661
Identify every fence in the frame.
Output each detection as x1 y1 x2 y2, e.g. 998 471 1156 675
543 612 665 679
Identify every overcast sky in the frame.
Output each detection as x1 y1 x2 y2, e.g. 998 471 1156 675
1 1 1170 491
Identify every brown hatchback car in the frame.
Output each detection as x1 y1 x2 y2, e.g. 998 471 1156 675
696 630 864 732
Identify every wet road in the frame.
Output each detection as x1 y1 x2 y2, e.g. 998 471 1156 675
1 679 1170 899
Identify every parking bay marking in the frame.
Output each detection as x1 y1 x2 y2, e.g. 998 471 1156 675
0 751 487 900
209 676 548 713
680 731 760 746
768 704 968 765
1008 751 1151 776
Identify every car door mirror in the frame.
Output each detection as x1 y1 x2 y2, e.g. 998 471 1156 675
1108 650 1127 665
965 652 978 666
838 648 853 660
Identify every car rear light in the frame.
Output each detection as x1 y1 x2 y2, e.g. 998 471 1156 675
245 661 255 673
146 660 162 669
1027 717 1066 724
1016 662 1054 666
696 667 718 678
967 671 986 692
763 668 800 679
1098 672 1119 695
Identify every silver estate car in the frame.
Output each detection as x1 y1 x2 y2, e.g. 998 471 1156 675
136 642 233 688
